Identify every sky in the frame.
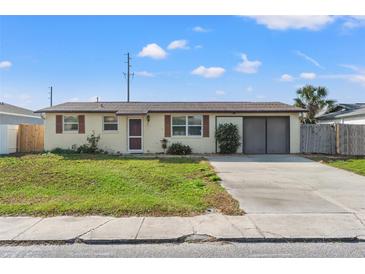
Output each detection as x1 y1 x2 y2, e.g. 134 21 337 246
0 15 365 110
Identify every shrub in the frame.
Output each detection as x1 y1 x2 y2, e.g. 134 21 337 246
76 132 101 154
167 142 192 155
50 148 76 154
215 123 241 154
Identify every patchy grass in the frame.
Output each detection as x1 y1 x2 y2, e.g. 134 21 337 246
305 154 365 176
327 159 365 176
0 153 241 217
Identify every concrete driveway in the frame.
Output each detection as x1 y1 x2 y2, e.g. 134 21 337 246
208 155 365 215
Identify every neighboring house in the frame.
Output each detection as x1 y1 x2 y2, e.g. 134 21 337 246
36 101 304 154
317 103 365 125
0 102 44 154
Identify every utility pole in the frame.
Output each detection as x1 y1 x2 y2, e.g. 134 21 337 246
49 86 53 106
123 53 134 102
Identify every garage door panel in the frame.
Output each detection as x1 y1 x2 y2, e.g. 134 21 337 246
267 117 289 154
243 117 266 154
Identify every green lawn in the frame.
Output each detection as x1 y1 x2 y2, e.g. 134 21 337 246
327 159 365 176
0 154 241 217
306 155 365 176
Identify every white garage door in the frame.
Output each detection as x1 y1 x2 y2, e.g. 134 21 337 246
216 117 243 153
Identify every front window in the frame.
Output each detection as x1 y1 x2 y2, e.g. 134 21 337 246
103 116 118 131
172 115 202 136
64 115 79 131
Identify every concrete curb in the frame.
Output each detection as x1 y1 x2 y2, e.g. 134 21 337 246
1 235 363 246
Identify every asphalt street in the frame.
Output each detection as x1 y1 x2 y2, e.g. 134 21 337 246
1 242 365 258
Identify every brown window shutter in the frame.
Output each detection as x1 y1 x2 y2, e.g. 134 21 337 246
203 115 209 137
164 115 171 137
78 115 85 134
56 115 63 134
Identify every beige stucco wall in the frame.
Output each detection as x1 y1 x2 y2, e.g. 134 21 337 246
44 112 301 154
44 113 127 153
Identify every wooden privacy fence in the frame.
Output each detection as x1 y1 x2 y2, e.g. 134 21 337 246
301 124 365 156
17 124 44 153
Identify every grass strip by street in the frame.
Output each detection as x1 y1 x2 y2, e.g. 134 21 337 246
304 154 365 176
0 153 241 217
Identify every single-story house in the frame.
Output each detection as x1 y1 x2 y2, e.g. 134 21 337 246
317 103 365 125
0 102 44 154
36 101 305 154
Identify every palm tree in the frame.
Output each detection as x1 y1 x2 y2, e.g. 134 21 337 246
294 85 336 124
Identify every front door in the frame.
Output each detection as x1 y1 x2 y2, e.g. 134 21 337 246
128 118 143 152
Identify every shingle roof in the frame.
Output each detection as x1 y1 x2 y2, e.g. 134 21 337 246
0 102 42 118
36 101 305 114
317 103 365 120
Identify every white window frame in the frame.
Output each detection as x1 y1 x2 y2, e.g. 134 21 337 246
63 115 79 132
103 115 118 132
171 115 203 137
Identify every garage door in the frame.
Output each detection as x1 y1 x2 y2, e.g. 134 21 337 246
243 117 289 154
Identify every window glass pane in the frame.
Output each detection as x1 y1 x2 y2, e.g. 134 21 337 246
188 115 202 126
188 126 201 136
64 116 78 123
104 124 118 131
104 116 117 123
172 126 186 136
64 123 78 131
172 116 186 125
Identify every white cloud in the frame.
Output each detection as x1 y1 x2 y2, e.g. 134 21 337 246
135 71 155 77
195 45 203 49
69 97 79 102
342 16 365 29
340 64 365 74
191 66 225 78
280 74 294 82
235 54 262 74
215 90 226 96
193 26 209 32
167 40 188 50
320 74 365 87
0 60 12 69
248 16 335 31
295 51 324 69
246 86 253 93
300 72 316 80
138 43 167 59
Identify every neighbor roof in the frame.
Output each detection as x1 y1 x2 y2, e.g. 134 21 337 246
317 103 365 120
36 101 305 115
0 102 42 118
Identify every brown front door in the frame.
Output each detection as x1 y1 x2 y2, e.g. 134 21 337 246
128 118 142 151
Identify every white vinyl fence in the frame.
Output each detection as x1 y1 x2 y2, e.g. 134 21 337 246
0 125 18 154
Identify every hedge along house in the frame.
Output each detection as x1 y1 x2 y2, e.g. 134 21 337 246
36 101 305 154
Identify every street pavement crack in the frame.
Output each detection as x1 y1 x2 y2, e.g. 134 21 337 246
246 215 265 238
11 218 44 240
134 217 145 239
76 218 113 240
